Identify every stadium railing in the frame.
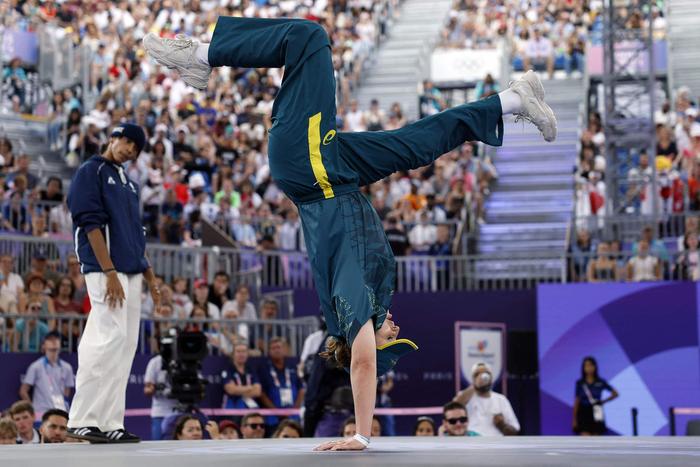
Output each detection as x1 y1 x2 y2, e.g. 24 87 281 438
0 314 319 357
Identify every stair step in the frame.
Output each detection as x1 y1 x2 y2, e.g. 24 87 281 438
477 239 567 253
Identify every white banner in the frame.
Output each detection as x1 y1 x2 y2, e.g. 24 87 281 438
455 322 506 394
431 48 502 83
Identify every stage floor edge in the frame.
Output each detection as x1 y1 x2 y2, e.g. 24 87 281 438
2 437 700 467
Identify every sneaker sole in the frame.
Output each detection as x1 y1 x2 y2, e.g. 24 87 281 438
67 431 110 444
523 70 545 101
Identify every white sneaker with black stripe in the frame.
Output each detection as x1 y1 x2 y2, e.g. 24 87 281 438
67 426 109 444
104 429 141 443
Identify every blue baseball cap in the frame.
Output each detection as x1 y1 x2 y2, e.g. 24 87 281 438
111 123 146 154
375 338 418 376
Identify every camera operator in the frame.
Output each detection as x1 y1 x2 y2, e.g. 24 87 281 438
453 362 520 436
144 352 177 440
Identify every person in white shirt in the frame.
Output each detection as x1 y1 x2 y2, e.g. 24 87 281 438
525 28 554 79
143 354 177 440
0 254 24 305
627 240 661 282
453 362 520 436
278 208 302 251
344 100 366 132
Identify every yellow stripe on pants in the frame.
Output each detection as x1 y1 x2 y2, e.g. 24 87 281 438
308 112 335 199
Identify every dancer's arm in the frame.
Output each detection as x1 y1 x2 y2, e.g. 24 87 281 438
315 320 376 451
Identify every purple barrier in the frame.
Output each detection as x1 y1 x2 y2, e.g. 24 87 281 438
538 282 700 435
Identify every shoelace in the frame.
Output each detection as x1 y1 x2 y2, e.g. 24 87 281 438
162 34 194 50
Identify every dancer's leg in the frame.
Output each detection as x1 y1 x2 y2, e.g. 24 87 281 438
145 18 358 202
338 71 556 187
338 95 504 187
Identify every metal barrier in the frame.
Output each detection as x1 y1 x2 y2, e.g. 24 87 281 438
0 313 319 357
668 407 700 436
573 213 694 244
4 233 700 293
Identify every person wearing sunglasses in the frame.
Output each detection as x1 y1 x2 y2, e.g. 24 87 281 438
240 413 266 439
440 402 479 437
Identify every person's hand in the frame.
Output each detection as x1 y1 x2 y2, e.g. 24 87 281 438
493 413 505 428
314 438 367 451
105 271 125 309
205 420 220 440
149 280 161 315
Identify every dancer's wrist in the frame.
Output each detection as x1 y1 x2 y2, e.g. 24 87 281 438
353 433 370 447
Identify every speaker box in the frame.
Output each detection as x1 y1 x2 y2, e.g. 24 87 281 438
507 330 538 376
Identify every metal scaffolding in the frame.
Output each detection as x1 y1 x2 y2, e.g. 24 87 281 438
602 0 659 219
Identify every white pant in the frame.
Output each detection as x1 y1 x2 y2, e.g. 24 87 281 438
68 272 142 431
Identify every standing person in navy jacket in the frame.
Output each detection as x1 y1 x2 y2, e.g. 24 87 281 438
66 123 161 444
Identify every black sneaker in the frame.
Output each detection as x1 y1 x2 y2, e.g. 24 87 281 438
67 427 109 444
103 429 141 443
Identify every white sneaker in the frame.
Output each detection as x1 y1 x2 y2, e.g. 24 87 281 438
509 71 557 142
142 33 212 90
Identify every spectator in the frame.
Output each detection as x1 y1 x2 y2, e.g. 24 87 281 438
192 279 220 320
0 254 24 305
24 252 60 290
53 276 82 314
627 239 662 282
9 401 40 444
13 298 51 352
277 208 302 251
144 352 177 441
216 420 241 440
341 416 356 437
222 284 257 322
678 216 699 252
0 417 18 444
18 273 55 316
586 242 619 283
419 80 444 118
2 191 30 233
365 99 386 132
675 232 700 281
414 416 436 436
39 409 69 443
439 401 478 437
222 341 261 410
48 199 72 237
525 28 554 79
19 332 74 413
173 415 203 441
208 271 232 311
569 229 593 282
7 154 39 190
171 277 193 319
159 189 185 244
272 419 303 439
474 74 500 101
38 177 64 211
573 356 619 436
65 255 87 304
453 362 520 436
385 216 411 256
259 337 304 427
409 211 438 252
253 298 284 354
240 413 266 440
345 100 366 132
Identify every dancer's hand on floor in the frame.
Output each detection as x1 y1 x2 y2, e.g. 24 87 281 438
314 438 366 451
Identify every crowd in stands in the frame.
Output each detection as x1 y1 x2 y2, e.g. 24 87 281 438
439 0 667 79
0 0 498 260
570 83 700 282
1 337 520 442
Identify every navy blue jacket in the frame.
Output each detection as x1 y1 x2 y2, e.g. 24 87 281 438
67 156 148 274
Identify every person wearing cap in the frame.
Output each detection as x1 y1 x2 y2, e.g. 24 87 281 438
66 122 161 444
145 16 557 452
453 362 520 436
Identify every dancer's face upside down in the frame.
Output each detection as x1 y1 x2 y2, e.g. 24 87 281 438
375 311 400 347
